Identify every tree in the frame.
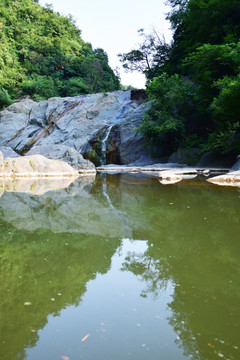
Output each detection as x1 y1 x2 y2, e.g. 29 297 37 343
0 0 120 109
118 28 171 81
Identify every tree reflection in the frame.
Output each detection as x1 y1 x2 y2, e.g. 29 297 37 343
119 176 240 360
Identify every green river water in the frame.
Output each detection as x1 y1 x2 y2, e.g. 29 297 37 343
0 174 239 360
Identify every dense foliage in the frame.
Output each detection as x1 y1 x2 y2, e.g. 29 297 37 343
0 0 120 108
120 0 240 155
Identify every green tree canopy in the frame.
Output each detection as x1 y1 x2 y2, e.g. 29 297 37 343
0 0 120 108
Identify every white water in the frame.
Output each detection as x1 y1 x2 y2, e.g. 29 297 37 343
100 125 113 165
100 90 131 165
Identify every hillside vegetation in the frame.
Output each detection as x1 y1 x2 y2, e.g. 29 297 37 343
0 0 120 108
120 0 240 155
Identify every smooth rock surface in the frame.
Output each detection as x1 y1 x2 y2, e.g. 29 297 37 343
26 144 96 173
207 170 240 187
117 102 150 164
0 147 20 158
0 154 79 178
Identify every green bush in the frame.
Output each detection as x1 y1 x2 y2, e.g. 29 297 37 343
0 88 13 109
21 75 59 100
139 73 200 154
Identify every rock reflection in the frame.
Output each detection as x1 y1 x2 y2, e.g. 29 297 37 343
0 176 78 196
0 176 131 237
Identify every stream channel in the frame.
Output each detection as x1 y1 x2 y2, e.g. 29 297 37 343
0 173 240 360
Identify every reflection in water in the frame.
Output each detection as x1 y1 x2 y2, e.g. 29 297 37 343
0 176 78 196
0 174 240 360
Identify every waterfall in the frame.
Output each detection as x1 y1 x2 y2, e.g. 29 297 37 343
100 90 131 165
100 125 113 165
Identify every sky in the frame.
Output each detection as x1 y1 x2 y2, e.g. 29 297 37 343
39 0 173 88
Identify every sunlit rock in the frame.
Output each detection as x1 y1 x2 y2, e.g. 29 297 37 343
26 144 96 174
207 170 240 187
0 154 79 178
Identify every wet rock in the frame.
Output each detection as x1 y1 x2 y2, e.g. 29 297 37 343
26 144 96 173
207 170 240 187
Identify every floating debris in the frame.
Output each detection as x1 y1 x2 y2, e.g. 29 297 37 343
81 334 90 342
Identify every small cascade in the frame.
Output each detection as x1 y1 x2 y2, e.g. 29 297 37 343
100 125 113 165
100 90 132 165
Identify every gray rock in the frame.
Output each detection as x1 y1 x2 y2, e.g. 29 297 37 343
26 144 96 173
0 146 20 158
129 155 169 166
168 148 201 166
118 102 150 164
196 151 237 169
230 155 240 171
0 90 151 166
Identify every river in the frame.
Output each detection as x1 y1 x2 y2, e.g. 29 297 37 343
0 174 239 360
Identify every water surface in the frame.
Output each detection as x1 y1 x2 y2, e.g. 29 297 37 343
0 174 240 360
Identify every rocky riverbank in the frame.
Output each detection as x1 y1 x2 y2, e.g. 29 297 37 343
1 89 240 188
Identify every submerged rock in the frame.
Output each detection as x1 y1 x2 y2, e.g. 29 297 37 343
207 170 240 187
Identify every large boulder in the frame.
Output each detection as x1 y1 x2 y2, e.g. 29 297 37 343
26 144 96 173
0 154 79 178
196 151 237 169
168 148 201 166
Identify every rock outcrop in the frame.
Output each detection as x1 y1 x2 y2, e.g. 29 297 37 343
0 90 149 168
